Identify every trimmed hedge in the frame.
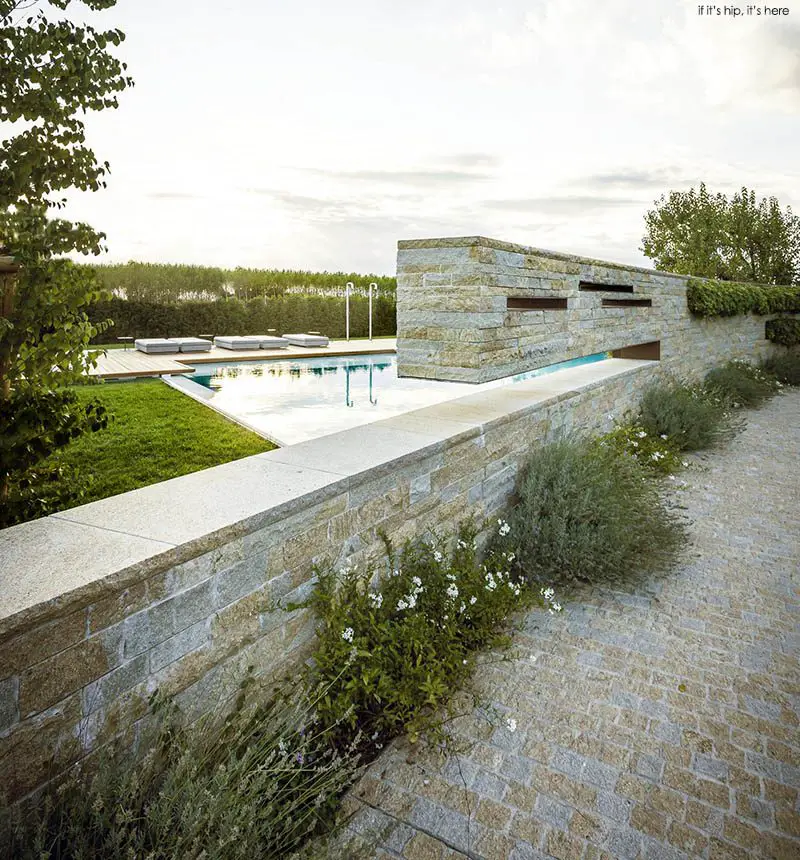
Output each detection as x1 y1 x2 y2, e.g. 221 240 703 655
87 295 397 343
765 316 800 347
686 278 800 318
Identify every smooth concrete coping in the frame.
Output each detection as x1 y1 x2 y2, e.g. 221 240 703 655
397 236 690 281
0 358 655 639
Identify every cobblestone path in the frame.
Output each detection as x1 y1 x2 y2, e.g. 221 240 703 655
331 390 800 859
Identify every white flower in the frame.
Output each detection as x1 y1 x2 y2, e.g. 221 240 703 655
391 568 400 577
397 599 408 611
406 593 417 609
341 627 354 642
433 550 443 563
552 602 562 612
457 539 467 549
637 430 647 438
460 602 466 613
541 587 555 600
411 576 422 588
682 461 689 467
529 654 537 662
505 717 517 733
368 592 383 609
469 596 478 605
668 475 675 480
446 583 459 599
462 659 467 665
443 614 448 620
497 519 511 537
660 434 668 440
631 441 639 448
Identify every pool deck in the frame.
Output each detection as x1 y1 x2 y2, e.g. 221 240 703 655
88 337 397 379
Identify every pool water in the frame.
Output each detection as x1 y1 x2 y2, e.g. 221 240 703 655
184 352 609 445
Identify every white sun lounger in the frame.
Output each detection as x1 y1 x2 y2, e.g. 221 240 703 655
135 338 180 354
168 337 213 353
282 333 329 347
214 336 262 350
251 336 290 349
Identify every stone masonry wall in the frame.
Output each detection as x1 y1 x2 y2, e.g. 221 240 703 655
0 235 790 811
0 363 656 808
396 236 782 383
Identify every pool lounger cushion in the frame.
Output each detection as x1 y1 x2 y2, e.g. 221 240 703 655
282 333 329 347
214 336 262 350
135 338 180 354
253 336 290 349
169 337 213 353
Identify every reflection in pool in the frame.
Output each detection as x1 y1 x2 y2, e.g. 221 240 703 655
184 352 608 446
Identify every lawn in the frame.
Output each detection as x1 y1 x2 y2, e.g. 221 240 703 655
52 380 276 508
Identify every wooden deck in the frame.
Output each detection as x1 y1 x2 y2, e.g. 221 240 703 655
89 337 398 379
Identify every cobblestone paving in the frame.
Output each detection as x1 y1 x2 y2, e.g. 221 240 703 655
331 390 800 859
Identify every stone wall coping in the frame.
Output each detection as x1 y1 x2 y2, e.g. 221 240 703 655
0 358 654 642
397 236 691 280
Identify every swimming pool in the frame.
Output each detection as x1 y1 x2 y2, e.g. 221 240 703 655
181 352 609 446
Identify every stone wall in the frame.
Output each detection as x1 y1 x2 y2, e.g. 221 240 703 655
0 361 656 807
0 235 789 810
396 236 782 383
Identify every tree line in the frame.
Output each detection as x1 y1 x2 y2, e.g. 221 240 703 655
88 295 397 343
94 262 397 303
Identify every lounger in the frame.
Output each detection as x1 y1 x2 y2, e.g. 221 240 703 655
254 336 290 349
168 337 213 353
282 333 329 347
135 338 180 354
214 336 262 350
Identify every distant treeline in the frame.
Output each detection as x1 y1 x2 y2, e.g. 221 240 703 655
88 295 397 343
94 262 397 303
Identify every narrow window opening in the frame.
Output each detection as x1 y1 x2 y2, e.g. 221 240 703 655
506 297 568 310
579 281 634 293
601 298 652 308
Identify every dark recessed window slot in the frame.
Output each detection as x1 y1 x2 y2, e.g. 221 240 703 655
579 282 634 293
507 297 568 310
601 298 652 308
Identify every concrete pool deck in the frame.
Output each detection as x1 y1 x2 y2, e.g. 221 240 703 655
88 337 398 379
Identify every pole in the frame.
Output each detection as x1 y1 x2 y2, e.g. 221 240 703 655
369 282 376 341
346 281 353 341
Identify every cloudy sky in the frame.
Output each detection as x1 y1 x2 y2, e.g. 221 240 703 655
60 0 800 274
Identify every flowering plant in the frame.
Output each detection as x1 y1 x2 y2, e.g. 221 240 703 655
294 521 555 745
597 423 685 476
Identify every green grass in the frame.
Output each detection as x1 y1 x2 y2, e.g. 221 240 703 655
51 380 275 507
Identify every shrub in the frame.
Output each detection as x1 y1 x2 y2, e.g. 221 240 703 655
86 294 397 343
505 439 685 588
765 316 800 346
687 278 800 317
6 684 362 860
294 523 559 746
704 360 781 409
638 381 739 451
597 423 686 477
762 352 800 386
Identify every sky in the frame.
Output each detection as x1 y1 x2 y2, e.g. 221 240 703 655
52 0 800 274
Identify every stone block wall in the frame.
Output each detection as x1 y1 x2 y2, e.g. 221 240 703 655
396 236 782 383
0 362 656 807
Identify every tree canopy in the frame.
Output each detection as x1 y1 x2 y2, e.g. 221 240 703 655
0 0 133 526
641 184 800 285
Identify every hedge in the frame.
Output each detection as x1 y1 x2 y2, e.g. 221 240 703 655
87 295 397 343
765 316 800 347
687 278 800 317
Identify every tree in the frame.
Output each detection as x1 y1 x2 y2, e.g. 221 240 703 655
0 0 133 527
641 183 800 285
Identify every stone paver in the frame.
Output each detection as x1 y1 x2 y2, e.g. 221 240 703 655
332 390 800 859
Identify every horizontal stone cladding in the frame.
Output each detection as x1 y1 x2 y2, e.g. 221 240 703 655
0 361 656 808
396 236 783 383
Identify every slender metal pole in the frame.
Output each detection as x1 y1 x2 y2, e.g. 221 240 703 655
345 281 353 341
369 282 376 341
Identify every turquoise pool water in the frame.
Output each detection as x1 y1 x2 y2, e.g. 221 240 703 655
183 351 608 445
